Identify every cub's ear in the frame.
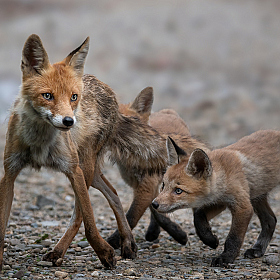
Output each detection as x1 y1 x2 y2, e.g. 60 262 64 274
130 87 154 115
186 149 212 179
166 137 187 166
21 34 50 77
64 37 90 77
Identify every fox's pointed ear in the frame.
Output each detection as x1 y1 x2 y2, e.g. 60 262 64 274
166 137 187 166
186 149 212 179
21 34 50 77
131 87 154 115
64 37 89 77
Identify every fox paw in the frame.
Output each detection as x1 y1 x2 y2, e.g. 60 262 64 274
211 255 232 267
145 225 161 242
107 231 121 249
121 239 138 259
42 251 63 266
204 234 219 249
97 246 116 269
244 248 264 259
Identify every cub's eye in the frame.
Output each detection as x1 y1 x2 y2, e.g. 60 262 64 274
42 93 53 100
71 94 78 101
161 182 165 191
174 188 183 195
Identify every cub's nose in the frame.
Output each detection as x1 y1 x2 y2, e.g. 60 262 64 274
152 200 159 209
63 116 74 127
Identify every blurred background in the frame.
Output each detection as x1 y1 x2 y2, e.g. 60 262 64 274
1 0 280 147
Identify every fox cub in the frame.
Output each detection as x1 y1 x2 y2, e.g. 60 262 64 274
153 130 279 267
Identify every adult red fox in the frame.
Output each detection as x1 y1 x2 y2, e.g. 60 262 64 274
153 131 279 267
0 34 141 269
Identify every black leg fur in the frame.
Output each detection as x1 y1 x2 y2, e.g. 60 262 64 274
244 195 277 259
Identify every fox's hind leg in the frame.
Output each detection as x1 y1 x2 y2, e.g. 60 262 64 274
244 195 277 259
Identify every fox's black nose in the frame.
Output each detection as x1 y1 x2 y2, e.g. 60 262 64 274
63 116 74 127
152 201 159 209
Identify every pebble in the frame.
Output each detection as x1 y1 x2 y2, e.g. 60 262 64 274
263 272 280 279
77 240 89 248
37 260 53 267
91 271 99 277
54 271 69 278
263 254 280 265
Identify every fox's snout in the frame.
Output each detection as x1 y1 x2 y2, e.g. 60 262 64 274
151 200 159 210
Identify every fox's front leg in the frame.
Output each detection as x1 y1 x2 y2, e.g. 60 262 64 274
211 203 253 267
0 169 21 270
193 204 226 249
43 197 83 266
92 172 137 259
67 165 116 269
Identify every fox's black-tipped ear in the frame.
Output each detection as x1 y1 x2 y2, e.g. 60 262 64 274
21 34 50 77
166 137 187 166
131 87 154 115
186 149 212 179
64 37 89 77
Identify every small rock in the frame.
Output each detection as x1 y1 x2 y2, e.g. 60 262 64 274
91 271 99 277
13 269 25 279
37 260 53 267
54 271 68 279
36 195 55 208
56 258 63 266
263 254 280 265
263 272 280 279
124 268 137 276
151 244 160 249
3 264 11 270
41 240 52 247
77 240 89 248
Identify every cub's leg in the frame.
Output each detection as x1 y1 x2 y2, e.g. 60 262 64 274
193 204 226 249
211 200 253 267
146 206 188 245
244 195 277 259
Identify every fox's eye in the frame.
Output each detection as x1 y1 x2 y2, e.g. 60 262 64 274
42 93 53 100
71 94 78 101
174 188 183 195
161 182 165 191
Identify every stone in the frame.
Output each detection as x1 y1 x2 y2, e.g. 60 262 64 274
13 269 25 279
263 272 280 279
37 260 53 267
54 271 68 279
36 195 55 209
91 271 99 277
77 240 89 248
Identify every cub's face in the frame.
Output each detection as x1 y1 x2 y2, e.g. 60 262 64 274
153 160 210 213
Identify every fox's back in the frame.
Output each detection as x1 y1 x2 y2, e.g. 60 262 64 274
226 130 280 198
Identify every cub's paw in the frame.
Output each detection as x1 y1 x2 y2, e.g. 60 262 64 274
198 232 219 249
205 234 219 249
244 248 264 259
211 255 232 268
145 225 161 242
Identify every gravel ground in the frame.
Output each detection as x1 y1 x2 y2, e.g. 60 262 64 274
0 124 280 280
1 0 280 279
